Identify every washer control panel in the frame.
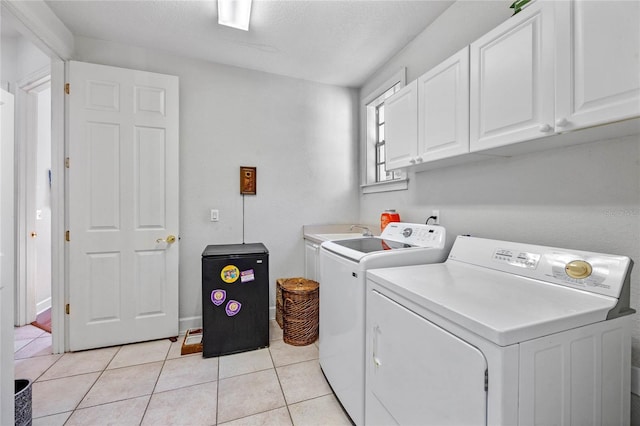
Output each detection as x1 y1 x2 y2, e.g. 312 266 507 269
381 223 446 248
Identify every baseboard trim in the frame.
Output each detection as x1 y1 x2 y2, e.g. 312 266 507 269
178 316 202 335
632 366 640 396
36 297 51 315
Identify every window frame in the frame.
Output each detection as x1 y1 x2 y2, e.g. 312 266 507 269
361 68 409 194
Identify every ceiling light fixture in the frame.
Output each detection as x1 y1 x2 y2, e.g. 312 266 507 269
218 0 253 31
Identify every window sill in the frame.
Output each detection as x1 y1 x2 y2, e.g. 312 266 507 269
361 178 409 194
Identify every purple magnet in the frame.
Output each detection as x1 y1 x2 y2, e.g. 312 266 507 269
225 300 242 317
211 289 226 306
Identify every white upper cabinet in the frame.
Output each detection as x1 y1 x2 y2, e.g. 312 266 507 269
386 80 418 170
555 1 640 132
470 0 639 153
470 1 555 152
386 0 639 169
417 46 470 163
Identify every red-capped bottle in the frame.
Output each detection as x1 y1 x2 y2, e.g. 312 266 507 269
380 209 400 231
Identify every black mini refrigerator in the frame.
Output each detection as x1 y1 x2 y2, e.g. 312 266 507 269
201 243 269 357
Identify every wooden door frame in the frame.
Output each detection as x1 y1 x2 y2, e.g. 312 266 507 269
2 0 72 354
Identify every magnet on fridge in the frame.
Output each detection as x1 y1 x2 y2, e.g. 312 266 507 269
225 300 242 317
241 269 255 283
211 289 226 306
220 265 240 283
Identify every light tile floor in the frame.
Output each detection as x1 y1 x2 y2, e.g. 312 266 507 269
14 321 352 426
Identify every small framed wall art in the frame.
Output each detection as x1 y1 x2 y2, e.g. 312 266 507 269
240 166 257 195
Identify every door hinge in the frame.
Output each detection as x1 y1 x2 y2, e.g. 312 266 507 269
65 83 70 94
65 304 70 315
65 157 70 168
65 230 70 242
484 369 489 392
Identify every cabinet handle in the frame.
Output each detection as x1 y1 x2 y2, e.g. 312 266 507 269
409 158 417 164
539 124 553 133
556 118 569 128
416 156 424 163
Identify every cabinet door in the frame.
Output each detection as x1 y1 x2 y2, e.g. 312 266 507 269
385 80 418 170
304 241 319 281
555 1 640 132
470 1 555 152
418 46 470 162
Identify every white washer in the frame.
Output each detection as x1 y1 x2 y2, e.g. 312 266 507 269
319 222 447 425
365 235 635 425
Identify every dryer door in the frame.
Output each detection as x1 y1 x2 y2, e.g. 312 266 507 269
367 289 488 425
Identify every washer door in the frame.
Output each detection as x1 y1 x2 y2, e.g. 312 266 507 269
367 290 488 425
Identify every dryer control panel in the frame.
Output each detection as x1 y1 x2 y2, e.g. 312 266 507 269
449 236 632 300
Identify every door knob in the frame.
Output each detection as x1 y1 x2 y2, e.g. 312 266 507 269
30 232 37 238
556 118 569 128
156 235 176 244
539 123 553 133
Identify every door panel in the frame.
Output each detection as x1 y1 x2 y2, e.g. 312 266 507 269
418 46 470 162
470 2 554 151
87 252 120 323
136 127 166 228
555 1 640 131
68 61 179 351
87 122 120 229
366 289 487 425
385 80 418 170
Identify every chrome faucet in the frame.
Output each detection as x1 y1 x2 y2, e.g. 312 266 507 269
350 225 373 237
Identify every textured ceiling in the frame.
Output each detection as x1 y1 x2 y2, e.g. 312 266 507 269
45 0 455 87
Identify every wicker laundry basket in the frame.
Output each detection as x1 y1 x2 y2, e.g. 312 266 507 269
281 277 320 346
276 277 298 329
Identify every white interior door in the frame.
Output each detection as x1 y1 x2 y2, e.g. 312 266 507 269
1 88 16 426
67 61 179 351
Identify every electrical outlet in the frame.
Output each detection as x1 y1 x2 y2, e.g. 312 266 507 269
432 210 440 225
210 209 219 222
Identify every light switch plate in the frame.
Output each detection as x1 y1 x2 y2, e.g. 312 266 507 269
210 209 219 222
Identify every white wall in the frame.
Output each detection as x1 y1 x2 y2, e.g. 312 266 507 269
0 34 19 87
1 34 50 89
359 0 640 395
73 36 360 330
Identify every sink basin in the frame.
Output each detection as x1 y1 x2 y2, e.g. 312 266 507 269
315 233 372 241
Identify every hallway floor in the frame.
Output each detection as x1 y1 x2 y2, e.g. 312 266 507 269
14 321 352 425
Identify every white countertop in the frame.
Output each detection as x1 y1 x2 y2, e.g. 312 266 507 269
303 224 379 244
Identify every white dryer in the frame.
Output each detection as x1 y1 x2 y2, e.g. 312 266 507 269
366 235 635 425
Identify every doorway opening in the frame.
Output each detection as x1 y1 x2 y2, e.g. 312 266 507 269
21 76 52 334
2 14 54 342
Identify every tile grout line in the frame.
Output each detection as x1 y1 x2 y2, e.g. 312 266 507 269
136 342 171 426
268 338 296 426
59 343 123 424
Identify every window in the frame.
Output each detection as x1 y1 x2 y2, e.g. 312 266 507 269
371 84 401 182
361 69 408 194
